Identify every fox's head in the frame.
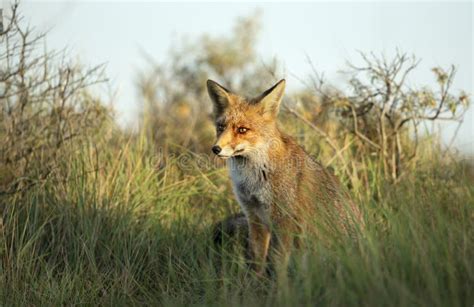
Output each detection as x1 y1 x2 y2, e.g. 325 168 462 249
206 79 286 160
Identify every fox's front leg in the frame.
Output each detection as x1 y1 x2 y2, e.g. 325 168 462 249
248 216 271 276
270 229 292 284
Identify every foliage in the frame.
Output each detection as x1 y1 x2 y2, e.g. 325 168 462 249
0 4 110 195
307 52 470 181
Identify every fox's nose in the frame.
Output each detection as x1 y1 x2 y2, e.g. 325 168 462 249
212 145 222 155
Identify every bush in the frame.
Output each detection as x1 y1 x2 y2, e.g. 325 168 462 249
0 4 110 196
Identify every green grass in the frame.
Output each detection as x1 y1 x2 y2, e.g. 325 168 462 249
1 135 473 306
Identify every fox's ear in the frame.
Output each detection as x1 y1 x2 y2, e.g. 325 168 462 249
207 80 231 117
257 79 286 117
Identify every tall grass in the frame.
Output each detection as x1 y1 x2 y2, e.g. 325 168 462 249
0 129 472 306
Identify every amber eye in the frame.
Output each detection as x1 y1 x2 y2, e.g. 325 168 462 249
238 127 248 134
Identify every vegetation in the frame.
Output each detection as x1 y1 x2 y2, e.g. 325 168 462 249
1 5 473 306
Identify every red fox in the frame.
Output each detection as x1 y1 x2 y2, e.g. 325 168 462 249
207 79 362 276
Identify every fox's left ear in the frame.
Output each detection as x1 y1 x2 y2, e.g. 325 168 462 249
257 79 286 118
207 79 232 118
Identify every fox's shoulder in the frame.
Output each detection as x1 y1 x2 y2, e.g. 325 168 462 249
278 132 341 185
278 132 324 167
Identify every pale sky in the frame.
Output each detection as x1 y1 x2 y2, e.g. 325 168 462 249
8 1 474 153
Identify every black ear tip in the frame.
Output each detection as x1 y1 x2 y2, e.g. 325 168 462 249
207 80 218 93
207 79 223 91
207 80 232 95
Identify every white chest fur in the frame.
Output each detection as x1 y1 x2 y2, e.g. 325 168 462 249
228 157 273 216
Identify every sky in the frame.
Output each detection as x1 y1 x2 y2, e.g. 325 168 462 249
4 1 474 153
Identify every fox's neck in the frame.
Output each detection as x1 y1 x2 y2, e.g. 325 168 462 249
230 153 268 172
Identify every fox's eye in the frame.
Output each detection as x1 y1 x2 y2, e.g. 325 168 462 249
238 127 248 134
217 124 225 132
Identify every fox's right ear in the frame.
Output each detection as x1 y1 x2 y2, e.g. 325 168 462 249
207 80 231 117
257 79 286 118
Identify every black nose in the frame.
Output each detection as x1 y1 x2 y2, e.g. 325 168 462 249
212 145 221 155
